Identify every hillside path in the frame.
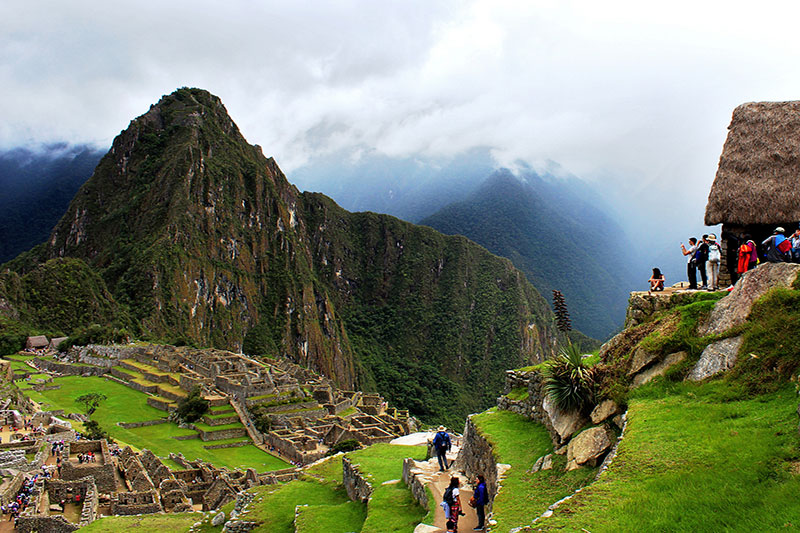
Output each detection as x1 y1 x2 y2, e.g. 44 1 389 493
411 449 480 532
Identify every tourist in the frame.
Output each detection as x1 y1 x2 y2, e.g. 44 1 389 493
738 235 757 275
443 476 464 532
446 519 456 532
763 227 791 263
706 234 722 291
473 474 488 531
696 235 710 289
432 426 452 472
648 268 665 292
791 225 800 263
680 238 699 289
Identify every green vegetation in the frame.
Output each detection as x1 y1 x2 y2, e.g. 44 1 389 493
505 386 529 401
78 512 200 533
539 381 800 531
175 386 209 423
344 443 429 533
21 375 286 471
471 409 596 532
76 392 107 415
543 342 597 411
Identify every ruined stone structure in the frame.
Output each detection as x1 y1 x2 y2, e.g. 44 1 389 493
60 440 115 493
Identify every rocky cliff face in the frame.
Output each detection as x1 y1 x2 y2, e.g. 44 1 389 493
9 88 559 420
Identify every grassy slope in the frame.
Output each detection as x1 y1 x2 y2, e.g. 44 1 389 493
79 513 201 533
539 380 800 531
21 375 287 471
471 409 596 532
346 443 429 533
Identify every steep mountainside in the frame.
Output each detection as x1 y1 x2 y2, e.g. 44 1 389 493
422 171 636 339
3 88 558 422
0 145 104 263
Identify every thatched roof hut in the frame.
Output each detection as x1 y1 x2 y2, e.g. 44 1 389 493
705 101 800 226
26 335 48 349
48 337 68 350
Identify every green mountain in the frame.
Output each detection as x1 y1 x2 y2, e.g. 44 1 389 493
1 88 559 423
421 171 636 339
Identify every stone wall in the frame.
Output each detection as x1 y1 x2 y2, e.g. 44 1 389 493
16 515 79 533
342 455 373 503
401 457 429 511
118 419 167 429
34 358 108 377
110 490 163 515
457 417 498 513
197 427 247 441
61 441 115 493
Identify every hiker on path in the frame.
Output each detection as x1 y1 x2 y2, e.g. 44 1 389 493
443 476 463 532
763 227 791 263
649 268 665 292
706 234 722 291
791 226 800 263
432 426 452 472
680 237 699 289
473 474 489 531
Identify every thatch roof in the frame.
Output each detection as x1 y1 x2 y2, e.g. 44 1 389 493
26 335 48 349
48 337 68 350
705 101 800 225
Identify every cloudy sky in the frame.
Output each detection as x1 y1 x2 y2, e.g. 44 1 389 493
4 0 800 229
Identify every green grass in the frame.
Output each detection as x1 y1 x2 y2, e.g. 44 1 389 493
506 386 529 401
194 477 360 533
294 501 367 533
193 421 244 432
346 443 428 533
78 512 200 532
471 409 596 532
338 406 357 417
539 381 800 532
21 375 287 471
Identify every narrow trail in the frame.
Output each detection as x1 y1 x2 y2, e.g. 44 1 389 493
411 448 482 533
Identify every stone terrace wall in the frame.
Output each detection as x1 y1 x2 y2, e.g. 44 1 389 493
16 515 79 533
342 456 373 503
34 358 108 377
402 457 429 511
458 417 498 513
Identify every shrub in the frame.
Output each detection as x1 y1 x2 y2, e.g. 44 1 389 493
542 342 597 412
329 439 361 455
175 387 209 423
82 419 112 442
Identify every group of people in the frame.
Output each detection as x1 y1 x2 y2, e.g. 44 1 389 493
759 226 800 264
679 233 725 291
432 426 490 532
1 469 52 525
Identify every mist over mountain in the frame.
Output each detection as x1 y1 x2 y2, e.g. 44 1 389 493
289 147 497 223
0 144 104 263
421 170 637 339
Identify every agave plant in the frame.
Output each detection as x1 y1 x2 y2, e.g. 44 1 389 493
543 341 597 412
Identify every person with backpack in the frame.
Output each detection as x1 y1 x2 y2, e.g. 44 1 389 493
706 234 722 291
472 474 489 531
442 476 463 532
432 425 452 472
791 226 800 263
695 235 710 289
762 227 791 263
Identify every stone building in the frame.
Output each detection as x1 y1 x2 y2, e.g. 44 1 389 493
705 101 800 286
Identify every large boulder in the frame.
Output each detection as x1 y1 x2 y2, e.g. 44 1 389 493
590 399 619 424
542 396 587 445
700 263 800 336
687 337 743 381
632 351 687 387
628 347 659 375
566 426 613 470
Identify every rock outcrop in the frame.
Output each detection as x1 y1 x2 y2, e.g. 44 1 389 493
687 337 743 381
632 351 687 387
700 263 800 336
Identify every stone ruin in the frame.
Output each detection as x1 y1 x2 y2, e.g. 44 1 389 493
17 476 98 533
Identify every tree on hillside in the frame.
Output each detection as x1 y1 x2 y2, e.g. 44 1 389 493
76 392 107 415
552 290 572 333
175 387 209 423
